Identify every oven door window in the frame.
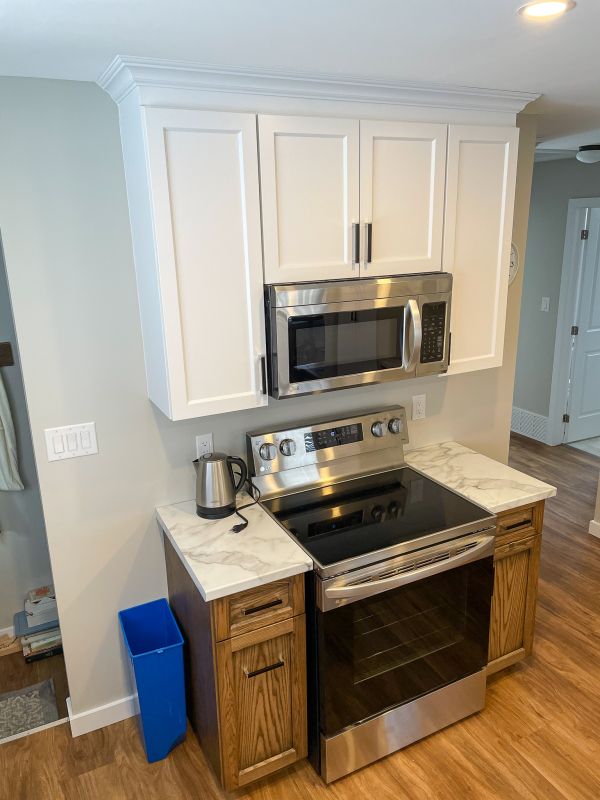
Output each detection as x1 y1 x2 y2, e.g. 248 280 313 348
318 557 494 737
288 306 404 383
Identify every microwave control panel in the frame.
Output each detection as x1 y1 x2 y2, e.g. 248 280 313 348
420 302 446 364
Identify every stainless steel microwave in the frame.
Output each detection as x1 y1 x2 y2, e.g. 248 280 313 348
264 274 452 400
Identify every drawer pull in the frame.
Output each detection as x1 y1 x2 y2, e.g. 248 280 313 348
244 656 284 678
242 598 283 616
504 519 531 531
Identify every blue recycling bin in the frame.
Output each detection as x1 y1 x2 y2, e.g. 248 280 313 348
119 599 186 763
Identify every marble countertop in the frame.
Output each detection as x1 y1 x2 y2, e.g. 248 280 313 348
404 441 556 514
156 493 312 602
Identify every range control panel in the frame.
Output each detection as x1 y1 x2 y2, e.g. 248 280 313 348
246 405 409 477
420 302 446 364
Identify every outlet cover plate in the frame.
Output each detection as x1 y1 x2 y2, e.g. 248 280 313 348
412 394 426 420
44 422 98 462
196 434 214 459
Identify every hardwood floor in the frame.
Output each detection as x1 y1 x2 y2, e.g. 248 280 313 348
2 433 600 799
0 651 69 720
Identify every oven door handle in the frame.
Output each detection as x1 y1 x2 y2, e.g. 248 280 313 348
324 535 496 601
402 299 422 372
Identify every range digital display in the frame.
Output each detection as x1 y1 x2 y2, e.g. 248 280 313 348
305 423 363 452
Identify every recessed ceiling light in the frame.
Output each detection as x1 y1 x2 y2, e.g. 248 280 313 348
576 145 600 164
519 1 576 17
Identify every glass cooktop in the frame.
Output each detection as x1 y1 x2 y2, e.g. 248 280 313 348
262 468 493 572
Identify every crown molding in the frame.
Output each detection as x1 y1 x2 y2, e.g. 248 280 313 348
98 55 539 113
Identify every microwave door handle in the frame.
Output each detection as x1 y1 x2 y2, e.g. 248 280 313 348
324 535 496 601
403 299 422 372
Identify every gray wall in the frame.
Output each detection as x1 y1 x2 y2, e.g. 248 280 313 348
514 157 600 417
0 246 52 630
0 77 535 717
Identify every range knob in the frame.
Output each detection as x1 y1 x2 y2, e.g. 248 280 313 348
388 417 404 435
387 501 402 519
371 505 386 522
371 421 388 438
279 438 297 457
259 442 277 461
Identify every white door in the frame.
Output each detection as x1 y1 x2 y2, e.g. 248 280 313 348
360 121 447 277
444 125 519 375
566 207 600 442
258 115 360 284
143 107 267 420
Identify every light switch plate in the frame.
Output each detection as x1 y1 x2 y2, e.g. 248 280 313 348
412 394 426 420
44 422 98 462
541 297 550 312
196 433 214 459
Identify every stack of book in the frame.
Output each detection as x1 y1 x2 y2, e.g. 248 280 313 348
21 626 63 663
13 585 63 663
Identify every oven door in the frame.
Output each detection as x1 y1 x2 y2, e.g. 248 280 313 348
315 535 495 738
272 296 419 399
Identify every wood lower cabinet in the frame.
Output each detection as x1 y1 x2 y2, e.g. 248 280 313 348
487 500 544 675
164 535 307 791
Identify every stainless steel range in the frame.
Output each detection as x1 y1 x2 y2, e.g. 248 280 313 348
247 406 496 782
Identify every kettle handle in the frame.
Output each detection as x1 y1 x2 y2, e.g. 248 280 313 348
227 456 248 495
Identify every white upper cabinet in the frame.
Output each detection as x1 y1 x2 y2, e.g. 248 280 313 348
125 107 267 420
258 115 360 284
359 121 448 277
443 125 519 375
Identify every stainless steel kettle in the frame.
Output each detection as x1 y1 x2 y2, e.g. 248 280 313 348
193 452 247 519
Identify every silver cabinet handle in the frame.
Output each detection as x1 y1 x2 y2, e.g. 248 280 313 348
324 535 495 601
364 222 372 268
403 299 422 372
351 223 359 270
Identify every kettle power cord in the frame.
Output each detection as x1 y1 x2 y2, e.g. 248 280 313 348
230 478 262 534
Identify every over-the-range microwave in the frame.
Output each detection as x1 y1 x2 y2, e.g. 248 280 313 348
264 273 452 400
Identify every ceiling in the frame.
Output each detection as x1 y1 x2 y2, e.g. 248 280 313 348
2 0 600 147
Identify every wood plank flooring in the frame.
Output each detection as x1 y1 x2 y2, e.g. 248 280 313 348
0 650 69 719
2 434 600 799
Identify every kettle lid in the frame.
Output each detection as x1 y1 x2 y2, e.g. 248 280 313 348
199 451 227 462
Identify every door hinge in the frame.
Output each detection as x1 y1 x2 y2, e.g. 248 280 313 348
581 229 589 240
572 325 579 335
563 413 570 423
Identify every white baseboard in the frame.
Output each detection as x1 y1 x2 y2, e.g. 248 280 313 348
0 625 15 639
511 407 550 444
67 693 137 737
589 519 600 539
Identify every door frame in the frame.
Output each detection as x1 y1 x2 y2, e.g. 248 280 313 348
547 197 600 445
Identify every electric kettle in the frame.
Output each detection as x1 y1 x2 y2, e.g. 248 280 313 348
193 452 247 519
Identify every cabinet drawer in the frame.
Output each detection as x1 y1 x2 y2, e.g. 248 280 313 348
212 574 304 641
495 505 536 547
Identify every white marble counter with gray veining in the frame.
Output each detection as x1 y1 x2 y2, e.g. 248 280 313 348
404 441 556 514
156 493 312 602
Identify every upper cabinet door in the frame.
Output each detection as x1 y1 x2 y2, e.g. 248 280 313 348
360 121 448 277
258 115 360 284
141 107 267 419
444 126 519 375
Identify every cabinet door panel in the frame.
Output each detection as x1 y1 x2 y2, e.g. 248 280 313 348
143 107 266 419
444 126 519 375
360 121 447 276
259 115 360 284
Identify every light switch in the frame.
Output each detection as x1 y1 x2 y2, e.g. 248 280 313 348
541 297 550 312
45 422 98 462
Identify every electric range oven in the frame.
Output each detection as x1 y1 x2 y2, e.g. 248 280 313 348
264 274 452 399
247 406 496 782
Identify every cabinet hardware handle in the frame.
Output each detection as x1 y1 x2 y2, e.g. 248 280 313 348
242 598 283 616
260 356 267 395
351 223 359 270
244 656 284 678
505 520 531 531
364 222 372 267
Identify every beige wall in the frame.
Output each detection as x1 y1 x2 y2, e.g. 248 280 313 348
0 77 536 717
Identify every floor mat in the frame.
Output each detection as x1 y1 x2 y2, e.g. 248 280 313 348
568 437 600 458
0 678 58 739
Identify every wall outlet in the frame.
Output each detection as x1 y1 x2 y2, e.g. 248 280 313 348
44 422 98 462
412 394 426 420
541 297 550 312
196 433 214 459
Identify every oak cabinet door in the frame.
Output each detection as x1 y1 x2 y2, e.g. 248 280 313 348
444 125 519 375
216 617 307 790
259 115 360 284
488 534 541 675
128 107 267 420
360 120 448 277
